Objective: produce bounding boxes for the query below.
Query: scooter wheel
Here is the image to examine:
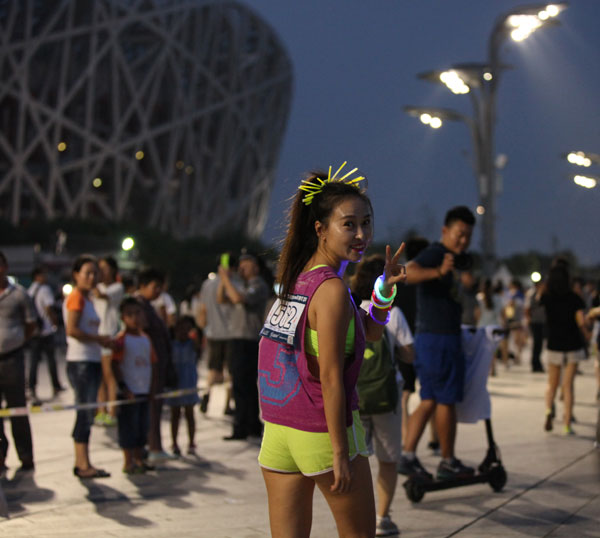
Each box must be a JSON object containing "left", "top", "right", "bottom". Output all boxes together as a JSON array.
[
  {"left": 488, "top": 465, "right": 507, "bottom": 492},
  {"left": 404, "top": 478, "right": 425, "bottom": 503}
]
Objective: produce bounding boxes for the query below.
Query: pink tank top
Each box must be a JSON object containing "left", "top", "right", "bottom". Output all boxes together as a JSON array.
[{"left": 258, "top": 266, "right": 365, "bottom": 432}]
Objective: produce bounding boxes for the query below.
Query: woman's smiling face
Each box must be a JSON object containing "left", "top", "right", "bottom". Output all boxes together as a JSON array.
[{"left": 316, "top": 196, "right": 373, "bottom": 265}]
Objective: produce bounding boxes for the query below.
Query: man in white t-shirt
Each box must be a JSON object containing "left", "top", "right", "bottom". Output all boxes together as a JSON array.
[
  {"left": 27, "top": 267, "right": 64, "bottom": 404},
  {"left": 152, "top": 283, "right": 177, "bottom": 329}
]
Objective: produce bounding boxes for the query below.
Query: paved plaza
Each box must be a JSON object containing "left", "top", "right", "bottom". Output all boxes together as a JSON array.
[{"left": 1, "top": 349, "right": 599, "bottom": 537}]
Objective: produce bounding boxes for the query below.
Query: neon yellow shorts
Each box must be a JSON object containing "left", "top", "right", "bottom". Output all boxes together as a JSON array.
[{"left": 258, "top": 409, "right": 369, "bottom": 476}]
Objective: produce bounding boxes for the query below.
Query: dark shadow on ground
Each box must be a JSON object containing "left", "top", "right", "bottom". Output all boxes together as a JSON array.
[
  {"left": 78, "top": 456, "right": 236, "bottom": 525},
  {"left": 80, "top": 480, "right": 153, "bottom": 527},
  {"left": 2, "top": 469, "right": 55, "bottom": 516}
]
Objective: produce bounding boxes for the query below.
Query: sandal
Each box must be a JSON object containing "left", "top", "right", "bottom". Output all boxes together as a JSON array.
[{"left": 73, "top": 466, "right": 111, "bottom": 479}]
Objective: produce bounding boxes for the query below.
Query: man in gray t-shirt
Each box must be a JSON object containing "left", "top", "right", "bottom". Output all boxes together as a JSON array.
[
  {"left": 0, "top": 251, "right": 36, "bottom": 472},
  {"left": 218, "top": 253, "right": 269, "bottom": 440},
  {"left": 197, "top": 259, "right": 238, "bottom": 415}
]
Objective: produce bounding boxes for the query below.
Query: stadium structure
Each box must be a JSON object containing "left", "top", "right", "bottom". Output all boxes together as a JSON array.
[{"left": 0, "top": 0, "right": 293, "bottom": 239}]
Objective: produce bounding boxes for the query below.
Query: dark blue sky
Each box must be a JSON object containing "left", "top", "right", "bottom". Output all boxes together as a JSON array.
[{"left": 245, "top": 0, "right": 600, "bottom": 266}]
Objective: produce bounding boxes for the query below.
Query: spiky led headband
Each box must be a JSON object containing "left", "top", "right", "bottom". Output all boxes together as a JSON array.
[{"left": 298, "top": 162, "right": 365, "bottom": 206}]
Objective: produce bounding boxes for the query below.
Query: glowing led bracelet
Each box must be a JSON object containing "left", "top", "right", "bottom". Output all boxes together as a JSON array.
[{"left": 368, "top": 303, "right": 391, "bottom": 325}]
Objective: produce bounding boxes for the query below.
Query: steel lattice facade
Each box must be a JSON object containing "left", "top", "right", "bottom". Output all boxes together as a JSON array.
[{"left": 0, "top": 0, "right": 292, "bottom": 239}]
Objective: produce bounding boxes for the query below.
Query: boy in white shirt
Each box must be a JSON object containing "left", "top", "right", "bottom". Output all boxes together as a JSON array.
[{"left": 112, "top": 297, "right": 157, "bottom": 474}]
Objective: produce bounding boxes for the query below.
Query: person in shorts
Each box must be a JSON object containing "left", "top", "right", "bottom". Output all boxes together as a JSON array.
[
  {"left": 540, "top": 263, "right": 590, "bottom": 435},
  {"left": 112, "top": 297, "right": 157, "bottom": 474},
  {"left": 197, "top": 254, "right": 237, "bottom": 415},
  {"left": 351, "top": 254, "right": 413, "bottom": 537},
  {"left": 400, "top": 206, "right": 476, "bottom": 481}
]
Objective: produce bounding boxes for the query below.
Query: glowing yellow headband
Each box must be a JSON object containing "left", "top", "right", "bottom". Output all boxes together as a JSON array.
[{"left": 298, "top": 162, "right": 365, "bottom": 206}]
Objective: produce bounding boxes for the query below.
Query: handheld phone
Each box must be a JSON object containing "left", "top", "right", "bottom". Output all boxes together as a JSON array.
[{"left": 220, "top": 253, "right": 230, "bottom": 269}]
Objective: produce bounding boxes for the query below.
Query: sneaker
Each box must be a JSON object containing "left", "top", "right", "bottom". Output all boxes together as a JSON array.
[
  {"left": 544, "top": 413, "right": 553, "bottom": 432},
  {"left": 103, "top": 415, "right": 117, "bottom": 427},
  {"left": 375, "top": 515, "right": 400, "bottom": 536},
  {"left": 436, "top": 458, "right": 474, "bottom": 481},
  {"left": 94, "top": 412, "right": 107, "bottom": 426},
  {"left": 397, "top": 455, "right": 433, "bottom": 480},
  {"left": 563, "top": 425, "right": 575, "bottom": 436}
]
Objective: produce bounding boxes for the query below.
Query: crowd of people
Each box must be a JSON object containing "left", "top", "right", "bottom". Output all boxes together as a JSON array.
[{"left": 1, "top": 164, "right": 600, "bottom": 536}]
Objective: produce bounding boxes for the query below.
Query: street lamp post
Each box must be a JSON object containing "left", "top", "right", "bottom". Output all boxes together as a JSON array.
[{"left": 406, "top": 3, "right": 568, "bottom": 276}]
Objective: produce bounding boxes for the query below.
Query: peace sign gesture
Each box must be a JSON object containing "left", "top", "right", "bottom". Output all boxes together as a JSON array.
[{"left": 381, "top": 243, "right": 406, "bottom": 295}]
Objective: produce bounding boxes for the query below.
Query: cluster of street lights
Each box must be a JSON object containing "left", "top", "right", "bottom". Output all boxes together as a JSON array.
[
  {"left": 566, "top": 150, "right": 599, "bottom": 189},
  {"left": 404, "top": 3, "right": 568, "bottom": 275},
  {"left": 508, "top": 3, "right": 562, "bottom": 41}
]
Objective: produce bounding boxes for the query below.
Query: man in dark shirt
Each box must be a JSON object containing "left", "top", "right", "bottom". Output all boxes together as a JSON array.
[
  {"left": 399, "top": 206, "right": 476, "bottom": 481},
  {"left": 136, "top": 268, "right": 177, "bottom": 463},
  {"left": 218, "top": 252, "right": 269, "bottom": 440}
]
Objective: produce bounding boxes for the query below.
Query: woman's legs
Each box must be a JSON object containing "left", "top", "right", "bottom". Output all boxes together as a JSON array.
[
  {"left": 313, "top": 456, "right": 376, "bottom": 538},
  {"left": 98, "top": 354, "right": 117, "bottom": 419},
  {"left": 170, "top": 406, "right": 181, "bottom": 452},
  {"left": 262, "top": 468, "right": 315, "bottom": 538},
  {"left": 184, "top": 405, "right": 196, "bottom": 449},
  {"left": 545, "top": 363, "right": 561, "bottom": 430},
  {"left": 68, "top": 362, "right": 102, "bottom": 472},
  {"left": 562, "top": 362, "right": 578, "bottom": 428}
]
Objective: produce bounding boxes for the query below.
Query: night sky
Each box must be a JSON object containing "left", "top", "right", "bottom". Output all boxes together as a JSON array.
[{"left": 245, "top": 0, "right": 600, "bottom": 266}]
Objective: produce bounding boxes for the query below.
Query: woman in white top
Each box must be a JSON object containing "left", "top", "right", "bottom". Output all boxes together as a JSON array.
[
  {"left": 64, "top": 255, "right": 114, "bottom": 479},
  {"left": 92, "top": 256, "right": 124, "bottom": 426}
]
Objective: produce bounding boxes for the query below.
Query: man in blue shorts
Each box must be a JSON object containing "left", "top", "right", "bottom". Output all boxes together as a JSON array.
[{"left": 399, "top": 206, "right": 476, "bottom": 480}]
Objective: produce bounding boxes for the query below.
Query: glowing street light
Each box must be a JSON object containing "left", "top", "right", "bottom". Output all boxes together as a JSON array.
[
  {"left": 566, "top": 150, "right": 599, "bottom": 168},
  {"left": 57, "top": 141, "right": 67, "bottom": 152},
  {"left": 531, "top": 271, "right": 542, "bottom": 283},
  {"left": 121, "top": 237, "right": 135, "bottom": 251},
  {"left": 573, "top": 175, "right": 597, "bottom": 189},
  {"left": 439, "top": 70, "right": 470, "bottom": 94},
  {"left": 62, "top": 283, "right": 73, "bottom": 296}
]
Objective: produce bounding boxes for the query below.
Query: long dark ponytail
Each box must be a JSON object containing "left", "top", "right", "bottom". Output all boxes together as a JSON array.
[{"left": 277, "top": 171, "right": 371, "bottom": 301}]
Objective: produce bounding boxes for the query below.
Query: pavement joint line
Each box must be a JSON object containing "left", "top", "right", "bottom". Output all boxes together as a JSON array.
[
  {"left": 542, "top": 489, "right": 600, "bottom": 537},
  {"left": 443, "top": 447, "right": 597, "bottom": 538}
]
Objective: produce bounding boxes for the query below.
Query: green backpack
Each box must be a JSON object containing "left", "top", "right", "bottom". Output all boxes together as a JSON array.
[{"left": 357, "top": 330, "right": 399, "bottom": 415}]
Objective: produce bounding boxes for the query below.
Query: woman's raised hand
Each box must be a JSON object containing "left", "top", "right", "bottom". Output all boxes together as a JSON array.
[{"left": 382, "top": 243, "right": 407, "bottom": 292}]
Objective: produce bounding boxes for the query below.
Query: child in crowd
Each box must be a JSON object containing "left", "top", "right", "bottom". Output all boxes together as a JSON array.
[
  {"left": 112, "top": 297, "right": 157, "bottom": 474},
  {"left": 168, "top": 316, "right": 201, "bottom": 456}
]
